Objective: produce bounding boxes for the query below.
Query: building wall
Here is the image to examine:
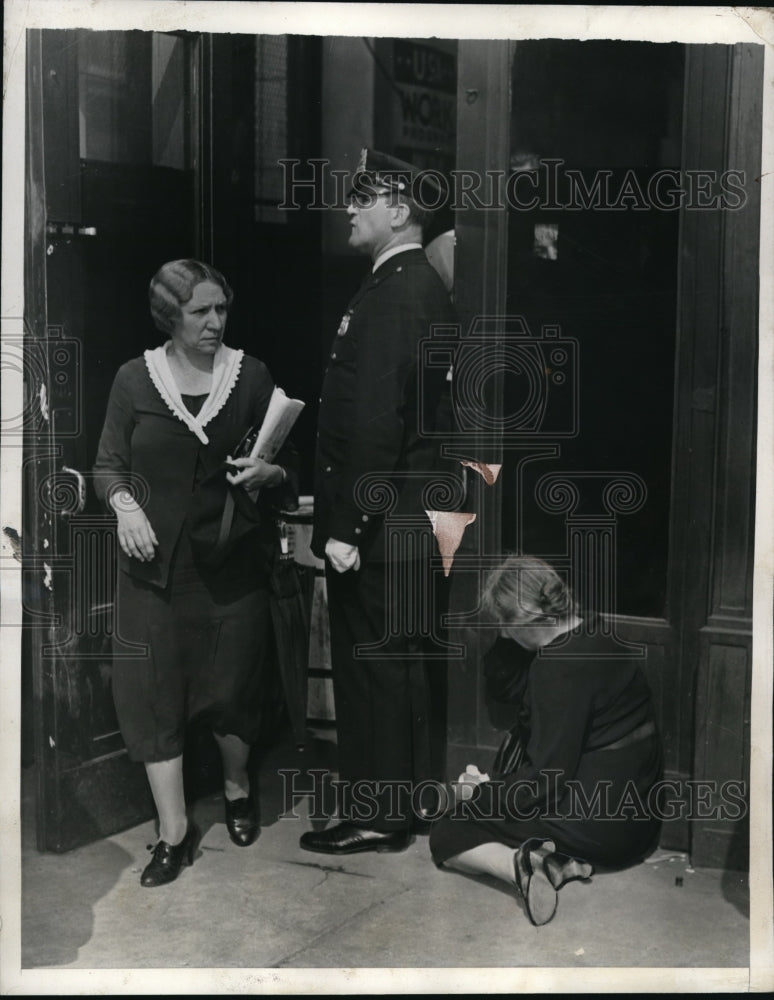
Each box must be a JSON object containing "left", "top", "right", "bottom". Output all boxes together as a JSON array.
[{"left": 321, "top": 37, "right": 374, "bottom": 258}]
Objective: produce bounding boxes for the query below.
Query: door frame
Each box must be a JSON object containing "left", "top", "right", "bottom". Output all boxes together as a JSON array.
[
  {"left": 672, "top": 43, "right": 761, "bottom": 869},
  {"left": 23, "top": 27, "right": 217, "bottom": 851}
]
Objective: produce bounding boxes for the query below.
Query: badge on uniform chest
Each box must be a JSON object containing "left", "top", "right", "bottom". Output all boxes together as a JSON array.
[{"left": 337, "top": 312, "right": 351, "bottom": 337}]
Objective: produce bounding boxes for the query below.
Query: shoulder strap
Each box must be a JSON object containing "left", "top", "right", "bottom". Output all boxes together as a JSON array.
[{"left": 214, "top": 487, "right": 236, "bottom": 560}]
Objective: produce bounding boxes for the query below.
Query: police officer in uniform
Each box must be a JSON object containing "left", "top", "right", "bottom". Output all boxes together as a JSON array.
[{"left": 300, "top": 149, "right": 456, "bottom": 854}]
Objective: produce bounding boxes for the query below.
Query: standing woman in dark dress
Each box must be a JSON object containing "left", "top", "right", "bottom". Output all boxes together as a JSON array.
[
  {"left": 429, "top": 556, "right": 663, "bottom": 925},
  {"left": 94, "top": 259, "right": 297, "bottom": 887}
]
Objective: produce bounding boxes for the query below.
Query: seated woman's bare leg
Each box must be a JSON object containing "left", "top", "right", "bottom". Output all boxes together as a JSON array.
[
  {"left": 443, "top": 842, "right": 518, "bottom": 885},
  {"left": 214, "top": 732, "right": 251, "bottom": 801},
  {"left": 443, "top": 840, "right": 561, "bottom": 926},
  {"left": 145, "top": 755, "right": 187, "bottom": 845}
]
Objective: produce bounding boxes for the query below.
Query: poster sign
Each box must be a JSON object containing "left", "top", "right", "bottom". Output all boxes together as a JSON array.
[{"left": 391, "top": 39, "right": 456, "bottom": 160}]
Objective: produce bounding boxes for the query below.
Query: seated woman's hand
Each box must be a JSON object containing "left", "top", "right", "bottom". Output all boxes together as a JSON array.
[
  {"left": 453, "top": 764, "right": 490, "bottom": 803},
  {"left": 114, "top": 501, "right": 159, "bottom": 562},
  {"left": 226, "top": 455, "right": 284, "bottom": 490}
]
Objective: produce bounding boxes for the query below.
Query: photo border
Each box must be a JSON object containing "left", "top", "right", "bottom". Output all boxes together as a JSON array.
[{"left": 2, "top": 2, "right": 772, "bottom": 994}]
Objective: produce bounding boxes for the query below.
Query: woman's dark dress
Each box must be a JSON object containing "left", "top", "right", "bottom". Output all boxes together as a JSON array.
[
  {"left": 429, "top": 622, "right": 663, "bottom": 868},
  {"left": 93, "top": 353, "right": 297, "bottom": 762}
]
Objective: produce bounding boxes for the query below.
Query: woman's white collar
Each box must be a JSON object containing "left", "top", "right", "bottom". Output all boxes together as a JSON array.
[{"left": 144, "top": 342, "right": 244, "bottom": 444}]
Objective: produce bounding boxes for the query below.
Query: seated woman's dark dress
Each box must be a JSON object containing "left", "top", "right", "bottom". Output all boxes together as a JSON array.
[{"left": 429, "top": 619, "right": 663, "bottom": 868}]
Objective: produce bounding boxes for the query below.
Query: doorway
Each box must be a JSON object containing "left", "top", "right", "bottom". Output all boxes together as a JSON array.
[{"left": 504, "top": 40, "right": 684, "bottom": 619}]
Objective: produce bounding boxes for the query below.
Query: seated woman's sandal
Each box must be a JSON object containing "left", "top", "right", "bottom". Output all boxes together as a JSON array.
[
  {"left": 544, "top": 850, "right": 594, "bottom": 890},
  {"left": 514, "top": 838, "right": 594, "bottom": 925},
  {"left": 514, "top": 838, "right": 558, "bottom": 925}
]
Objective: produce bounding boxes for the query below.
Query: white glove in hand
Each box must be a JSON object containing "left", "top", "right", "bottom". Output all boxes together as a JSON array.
[{"left": 325, "top": 538, "right": 361, "bottom": 573}]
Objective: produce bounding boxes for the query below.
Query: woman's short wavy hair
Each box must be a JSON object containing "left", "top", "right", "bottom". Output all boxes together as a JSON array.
[
  {"left": 149, "top": 259, "right": 234, "bottom": 336},
  {"left": 481, "top": 554, "right": 577, "bottom": 626}
]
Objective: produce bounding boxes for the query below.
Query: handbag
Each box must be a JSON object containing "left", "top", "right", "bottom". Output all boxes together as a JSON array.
[
  {"left": 187, "top": 467, "right": 264, "bottom": 571},
  {"left": 492, "top": 725, "right": 527, "bottom": 775},
  {"left": 187, "top": 422, "right": 273, "bottom": 570},
  {"left": 187, "top": 412, "right": 300, "bottom": 570}
]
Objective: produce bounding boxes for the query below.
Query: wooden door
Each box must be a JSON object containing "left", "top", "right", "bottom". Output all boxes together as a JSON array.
[
  {"left": 25, "top": 28, "right": 204, "bottom": 851},
  {"left": 449, "top": 40, "right": 762, "bottom": 868}
]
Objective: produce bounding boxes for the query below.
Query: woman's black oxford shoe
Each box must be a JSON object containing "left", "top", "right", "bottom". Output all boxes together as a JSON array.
[
  {"left": 140, "top": 824, "right": 197, "bottom": 887},
  {"left": 225, "top": 794, "right": 259, "bottom": 847}
]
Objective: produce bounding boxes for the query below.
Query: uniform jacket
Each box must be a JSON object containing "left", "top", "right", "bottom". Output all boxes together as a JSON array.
[
  {"left": 311, "top": 247, "right": 457, "bottom": 562},
  {"left": 93, "top": 349, "right": 298, "bottom": 589}
]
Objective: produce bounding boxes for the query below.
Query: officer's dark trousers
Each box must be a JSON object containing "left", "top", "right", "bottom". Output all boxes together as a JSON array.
[{"left": 325, "top": 555, "right": 449, "bottom": 832}]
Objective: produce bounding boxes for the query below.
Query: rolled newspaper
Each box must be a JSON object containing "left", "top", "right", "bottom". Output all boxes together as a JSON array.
[
  {"left": 245, "top": 387, "right": 305, "bottom": 500},
  {"left": 250, "top": 387, "right": 305, "bottom": 462}
]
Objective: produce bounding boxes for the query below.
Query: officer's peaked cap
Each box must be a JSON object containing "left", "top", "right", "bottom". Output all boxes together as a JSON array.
[{"left": 351, "top": 148, "right": 444, "bottom": 208}]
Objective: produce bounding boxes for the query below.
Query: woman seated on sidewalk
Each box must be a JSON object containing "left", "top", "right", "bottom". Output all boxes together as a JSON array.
[{"left": 429, "top": 555, "right": 663, "bottom": 925}]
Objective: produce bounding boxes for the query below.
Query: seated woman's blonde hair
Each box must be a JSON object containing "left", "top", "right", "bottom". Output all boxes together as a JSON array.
[{"left": 481, "top": 554, "right": 577, "bottom": 626}]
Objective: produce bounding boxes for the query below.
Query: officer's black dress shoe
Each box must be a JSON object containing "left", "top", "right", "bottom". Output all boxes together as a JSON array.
[
  {"left": 225, "top": 793, "right": 259, "bottom": 847},
  {"left": 299, "top": 821, "right": 412, "bottom": 855}
]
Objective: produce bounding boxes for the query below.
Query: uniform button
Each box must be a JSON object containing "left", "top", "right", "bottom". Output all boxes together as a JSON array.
[
  {"left": 331, "top": 352, "right": 337, "bottom": 360},
  {"left": 355, "top": 528, "right": 362, "bottom": 535},
  {"left": 362, "top": 515, "right": 369, "bottom": 522},
  {"left": 396, "top": 265, "right": 402, "bottom": 272},
  {"left": 325, "top": 466, "right": 332, "bottom": 472}
]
